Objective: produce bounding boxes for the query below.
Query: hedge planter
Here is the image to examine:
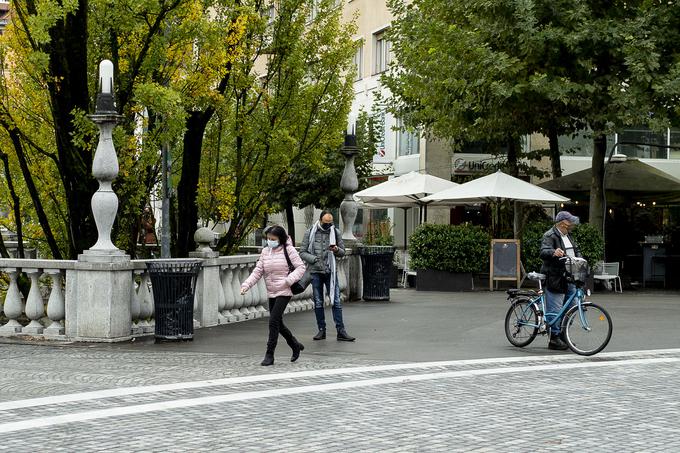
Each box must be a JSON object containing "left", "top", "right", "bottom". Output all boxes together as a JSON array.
[{"left": 416, "top": 269, "right": 474, "bottom": 292}]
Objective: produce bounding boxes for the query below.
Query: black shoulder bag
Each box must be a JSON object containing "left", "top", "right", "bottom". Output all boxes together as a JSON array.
[{"left": 283, "top": 245, "right": 307, "bottom": 295}]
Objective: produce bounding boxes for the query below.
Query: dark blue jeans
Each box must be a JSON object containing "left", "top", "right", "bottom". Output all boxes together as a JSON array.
[
  {"left": 311, "top": 273, "right": 344, "bottom": 331},
  {"left": 545, "top": 283, "right": 576, "bottom": 336}
]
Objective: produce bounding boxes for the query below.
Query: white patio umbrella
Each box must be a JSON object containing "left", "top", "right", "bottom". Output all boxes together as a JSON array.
[
  {"left": 421, "top": 170, "right": 569, "bottom": 236},
  {"left": 355, "top": 171, "right": 458, "bottom": 206},
  {"left": 354, "top": 171, "right": 458, "bottom": 246}
]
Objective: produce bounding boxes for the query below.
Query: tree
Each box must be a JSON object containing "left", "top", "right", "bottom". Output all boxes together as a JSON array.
[
  {"left": 1, "top": 0, "right": 251, "bottom": 258},
  {"left": 194, "top": 0, "right": 358, "bottom": 254},
  {"left": 267, "top": 109, "right": 379, "bottom": 243},
  {"left": 384, "top": 0, "right": 680, "bottom": 232}
]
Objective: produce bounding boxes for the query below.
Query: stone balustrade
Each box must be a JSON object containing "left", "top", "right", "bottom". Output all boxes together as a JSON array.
[{"left": 0, "top": 250, "right": 358, "bottom": 342}]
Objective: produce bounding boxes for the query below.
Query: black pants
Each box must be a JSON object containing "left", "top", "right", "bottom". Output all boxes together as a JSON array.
[{"left": 267, "top": 296, "right": 296, "bottom": 353}]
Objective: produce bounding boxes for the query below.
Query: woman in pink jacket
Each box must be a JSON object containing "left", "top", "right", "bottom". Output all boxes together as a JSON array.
[{"left": 241, "top": 225, "right": 306, "bottom": 366}]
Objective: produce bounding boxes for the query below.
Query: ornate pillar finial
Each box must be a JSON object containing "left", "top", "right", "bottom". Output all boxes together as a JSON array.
[
  {"left": 85, "top": 59, "right": 124, "bottom": 257},
  {"left": 340, "top": 133, "right": 359, "bottom": 243}
]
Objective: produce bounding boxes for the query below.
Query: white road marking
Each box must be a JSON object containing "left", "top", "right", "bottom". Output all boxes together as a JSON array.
[
  {"left": 0, "top": 356, "right": 678, "bottom": 434},
  {"left": 0, "top": 348, "right": 679, "bottom": 412}
]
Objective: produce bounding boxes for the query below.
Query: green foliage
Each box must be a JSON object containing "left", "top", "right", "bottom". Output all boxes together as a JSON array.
[
  {"left": 572, "top": 223, "right": 605, "bottom": 268},
  {"left": 521, "top": 219, "right": 553, "bottom": 273},
  {"left": 521, "top": 220, "right": 605, "bottom": 272},
  {"left": 409, "top": 223, "right": 491, "bottom": 273},
  {"left": 363, "top": 220, "right": 393, "bottom": 246}
]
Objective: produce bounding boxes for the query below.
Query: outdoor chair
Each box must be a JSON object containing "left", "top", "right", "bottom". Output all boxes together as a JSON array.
[
  {"left": 401, "top": 251, "right": 417, "bottom": 288},
  {"left": 593, "top": 261, "right": 623, "bottom": 293}
]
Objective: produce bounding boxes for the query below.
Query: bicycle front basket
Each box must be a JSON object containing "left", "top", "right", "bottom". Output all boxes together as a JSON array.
[{"left": 566, "top": 258, "right": 589, "bottom": 283}]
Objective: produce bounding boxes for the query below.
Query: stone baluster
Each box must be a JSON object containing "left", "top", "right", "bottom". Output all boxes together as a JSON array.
[
  {"left": 130, "top": 270, "right": 142, "bottom": 335},
  {"left": 138, "top": 270, "right": 154, "bottom": 333},
  {"left": 245, "top": 263, "right": 259, "bottom": 317},
  {"left": 23, "top": 268, "right": 45, "bottom": 335},
  {"left": 250, "top": 263, "right": 263, "bottom": 317},
  {"left": 255, "top": 277, "right": 268, "bottom": 317},
  {"left": 239, "top": 266, "right": 252, "bottom": 318},
  {"left": 229, "top": 264, "right": 244, "bottom": 321},
  {"left": 44, "top": 269, "right": 65, "bottom": 337},
  {"left": 0, "top": 269, "right": 23, "bottom": 334},
  {"left": 221, "top": 266, "right": 238, "bottom": 323},
  {"left": 216, "top": 270, "right": 227, "bottom": 324}
]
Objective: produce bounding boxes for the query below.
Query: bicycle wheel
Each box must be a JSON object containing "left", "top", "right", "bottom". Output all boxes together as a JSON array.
[
  {"left": 562, "top": 302, "right": 612, "bottom": 356},
  {"left": 504, "top": 298, "right": 539, "bottom": 347}
]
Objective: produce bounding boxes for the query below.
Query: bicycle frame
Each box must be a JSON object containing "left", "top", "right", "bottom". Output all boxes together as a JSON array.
[{"left": 515, "top": 286, "right": 588, "bottom": 332}]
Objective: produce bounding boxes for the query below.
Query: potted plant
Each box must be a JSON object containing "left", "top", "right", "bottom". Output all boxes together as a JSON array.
[{"left": 409, "top": 223, "right": 491, "bottom": 291}]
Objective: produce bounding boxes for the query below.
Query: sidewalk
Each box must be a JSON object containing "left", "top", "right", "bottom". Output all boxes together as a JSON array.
[{"left": 107, "top": 288, "right": 680, "bottom": 363}]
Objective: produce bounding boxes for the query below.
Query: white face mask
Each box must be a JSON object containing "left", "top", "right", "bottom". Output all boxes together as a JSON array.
[{"left": 266, "top": 239, "right": 280, "bottom": 248}]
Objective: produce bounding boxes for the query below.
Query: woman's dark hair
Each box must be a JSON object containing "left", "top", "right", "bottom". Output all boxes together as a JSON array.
[
  {"left": 264, "top": 225, "right": 288, "bottom": 245},
  {"left": 319, "top": 209, "right": 333, "bottom": 221}
]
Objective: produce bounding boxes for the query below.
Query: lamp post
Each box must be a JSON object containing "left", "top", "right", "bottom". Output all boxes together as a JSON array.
[
  {"left": 69, "top": 59, "right": 132, "bottom": 342},
  {"left": 84, "top": 59, "right": 125, "bottom": 258},
  {"left": 340, "top": 133, "right": 360, "bottom": 243}
]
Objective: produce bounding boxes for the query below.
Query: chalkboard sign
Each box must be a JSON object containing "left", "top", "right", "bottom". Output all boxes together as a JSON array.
[{"left": 489, "top": 239, "right": 520, "bottom": 290}]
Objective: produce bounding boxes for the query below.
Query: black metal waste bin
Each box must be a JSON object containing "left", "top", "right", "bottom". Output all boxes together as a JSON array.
[
  {"left": 358, "top": 246, "right": 395, "bottom": 301},
  {"left": 145, "top": 260, "right": 202, "bottom": 341}
]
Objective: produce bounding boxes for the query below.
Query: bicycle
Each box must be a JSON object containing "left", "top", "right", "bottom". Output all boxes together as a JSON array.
[{"left": 504, "top": 257, "right": 613, "bottom": 356}]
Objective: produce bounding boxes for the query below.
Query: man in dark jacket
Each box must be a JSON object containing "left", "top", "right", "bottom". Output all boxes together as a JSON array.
[
  {"left": 539, "top": 211, "right": 582, "bottom": 350},
  {"left": 300, "top": 210, "right": 355, "bottom": 342}
]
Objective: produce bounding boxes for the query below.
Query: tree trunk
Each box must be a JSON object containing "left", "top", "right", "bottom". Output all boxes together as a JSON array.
[
  {"left": 506, "top": 135, "right": 519, "bottom": 177},
  {"left": 43, "top": 1, "right": 97, "bottom": 257},
  {"left": 285, "top": 201, "right": 296, "bottom": 245},
  {"left": 0, "top": 151, "right": 24, "bottom": 258},
  {"left": 176, "top": 110, "right": 213, "bottom": 256},
  {"left": 5, "top": 129, "right": 63, "bottom": 259},
  {"left": 548, "top": 125, "right": 562, "bottom": 178},
  {"left": 589, "top": 134, "right": 607, "bottom": 233}
]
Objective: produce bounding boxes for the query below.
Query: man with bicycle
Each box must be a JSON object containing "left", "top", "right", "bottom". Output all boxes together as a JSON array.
[{"left": 539, "top": 211, "right": 582, "bottom": 350}]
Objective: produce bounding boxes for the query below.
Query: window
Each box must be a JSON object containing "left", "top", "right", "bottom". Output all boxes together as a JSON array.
[
  {"left": 263, "top": 4, "right": 276, "bottom": 25},
  {"left": 617, "top": 127, "right": 667, "bottom": 159},
  {"left": 373, "top": 30, "right": 391, "bottom": 74},
  {"left": 670, "top": 129, "right": 680, "bottom": 159},
  {"left": 353, "top": 43, "right": 363, "bottom": 81},
  {"left": 397, "top": 121, "right": 420, "bottom": 156}
]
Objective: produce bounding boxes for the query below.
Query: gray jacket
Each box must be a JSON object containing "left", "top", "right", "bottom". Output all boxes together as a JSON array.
[{"left": 299, "top": 226, "right": 346, "bottom": 274}]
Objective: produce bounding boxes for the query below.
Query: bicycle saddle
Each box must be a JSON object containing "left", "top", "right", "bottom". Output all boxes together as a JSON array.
[{"left": 527, "top": 272, "right": 546, "bottom": 281}]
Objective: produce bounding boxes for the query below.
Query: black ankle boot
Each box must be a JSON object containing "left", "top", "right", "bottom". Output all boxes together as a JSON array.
[
  {"left": 313, "top": 329, "right": 326, "bottom": 340},
  {"left": 548, "top": 335, "right": 568, "bottom": 351},
  {"left": 337, "top": 329, "right": 356, "bottom": 342},
  {"left": 261, "top": 351, "right": 274, "bottom": 366},
  {"left": 291, "top": 341, "right": 304, "bottom": 362}
]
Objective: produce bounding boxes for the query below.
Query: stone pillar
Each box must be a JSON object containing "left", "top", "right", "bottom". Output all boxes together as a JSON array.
[
  {"left": 340, "top": 134, "right": 359, "bottom": 243},
  {"left": 70, "top": 60, "right": 132, "bottom": 342},
  {"left": 189, "top": 227, "right": 220, "bottom": 328}
]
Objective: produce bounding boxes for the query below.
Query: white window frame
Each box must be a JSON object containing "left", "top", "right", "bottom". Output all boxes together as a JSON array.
[{"left": 373, "top": 29, "right": 392, "bottom": 75}]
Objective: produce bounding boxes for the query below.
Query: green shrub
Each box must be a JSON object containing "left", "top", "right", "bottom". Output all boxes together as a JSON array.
[
  {"left": 409, "top": 223, "right": 491, "bottom": 273},
  {"left": 572, "top": 223, "right": 604, "bottom": 266},
  {"left": 521, "top": 220, "right": 605, "bottom": 271},
  {"left": 521, "top": 219, "right": 553, "bottom": 272}
]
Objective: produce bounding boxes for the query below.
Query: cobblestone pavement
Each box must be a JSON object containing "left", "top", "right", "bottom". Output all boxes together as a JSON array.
[{"left": 1, "top": 344, "right": 679, "bottom": 452}]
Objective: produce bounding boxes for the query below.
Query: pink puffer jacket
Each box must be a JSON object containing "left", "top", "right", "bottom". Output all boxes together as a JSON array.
[{"left": 241, "top": 240, "right": 306, "bottom": 298}]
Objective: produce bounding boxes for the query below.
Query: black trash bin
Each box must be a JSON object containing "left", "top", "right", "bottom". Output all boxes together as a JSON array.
[
  {"left": 145, "top": 260, "right": 202, "bottom": 341},
  {"left": 358, "top": 246, "right": 395, "bottom": 301}
]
